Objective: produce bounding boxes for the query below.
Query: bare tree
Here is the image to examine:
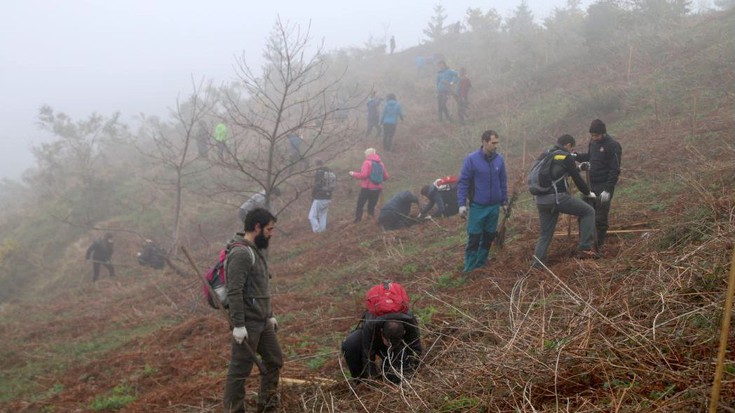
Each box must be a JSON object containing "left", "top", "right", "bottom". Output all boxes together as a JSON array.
[
  {"left": 217, "top": 17, "right": 361, "bottom": 214},
  {"left": 137, "top": 78, "right": 217, "bottom": 251}
]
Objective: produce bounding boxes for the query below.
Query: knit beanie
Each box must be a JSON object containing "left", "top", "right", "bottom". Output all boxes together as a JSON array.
[{"left": 589, "top": 119, "right": 606, "bottom": 135}]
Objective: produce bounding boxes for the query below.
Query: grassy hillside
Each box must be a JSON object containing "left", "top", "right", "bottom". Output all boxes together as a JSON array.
[{"left": 1, "top": 8, "right": 734, "bottom": 413}]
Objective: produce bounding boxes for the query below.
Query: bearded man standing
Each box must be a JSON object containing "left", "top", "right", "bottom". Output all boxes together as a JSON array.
[{"left": 224, "top": 208, "right": 283, "bottom": 413}]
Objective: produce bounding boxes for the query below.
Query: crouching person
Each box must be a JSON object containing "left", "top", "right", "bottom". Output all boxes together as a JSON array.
[
  {"left": 341, "top": 311, "right": 422, "bottom": 385},
  {"left": 137, "top": 239, "right": 165, "bottom": 269},
  {"left": 377, "top": 190, "right": 419, "bottom": 230}
]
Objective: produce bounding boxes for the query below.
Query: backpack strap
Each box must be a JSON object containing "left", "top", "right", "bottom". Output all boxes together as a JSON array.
[{"left": 228, "top": 242, "right": 255, "bottom": 266}]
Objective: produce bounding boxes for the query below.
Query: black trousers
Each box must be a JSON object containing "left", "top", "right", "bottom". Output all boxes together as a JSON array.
[
  {"left": 92, "top": 261, "right": 114, "bottom": 281},
  {"left": 355, "top": 188, "right": 381, "bottom": 222},
  {"left": 382, "top": 123, "right": 397, "bottom": 151},
  {"left": 585, "top": 185, "right": 614, "bottom": 248},
  {"left": 378, "top": 210, "right": 411, "bottom": 231},
  {"left": 341, "top": 329, "right": 413, "bottom": 384}
]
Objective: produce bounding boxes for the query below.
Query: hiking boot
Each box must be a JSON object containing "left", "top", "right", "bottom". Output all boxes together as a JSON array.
[{"left": 574, "top": 249, "right": 601, "bottom": 259}]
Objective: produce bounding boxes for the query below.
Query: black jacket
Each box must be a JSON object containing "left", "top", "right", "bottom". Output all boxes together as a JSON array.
[
  {"left": 381, "top": 191, "right": 418, "bottom": 215},
  {"left": 312, "top": 167, "right": 333, "bottom": 200},
  {"left": 544, "top": 145, "right": 591, "bottom": 196},
  {"left": 360, "top": 311, "right": 422, "bottom": 377},
  {"left": 575, "top": 134, "right": 622, "bottom": 192},
  {"left": 86, "top": 239, "right": 114, "bottom": 262}
]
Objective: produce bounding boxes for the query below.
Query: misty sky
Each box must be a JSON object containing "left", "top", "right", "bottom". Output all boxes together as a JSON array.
[{"left": 0, "top": 0, "right": 590, "bottom": 181}]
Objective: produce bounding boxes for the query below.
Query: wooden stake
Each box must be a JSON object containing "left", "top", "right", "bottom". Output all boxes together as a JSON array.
[
  {"left": 708, "top": 246, "right": 735, "bottom": 412},
  {"left": 627, "top": 45, "right": 633, "bottom": 82},
  {"left": 553, "top": 228, "right": 657, "bottom": 237},
  {"left": 691, "top": 90, "right": 698, "bottom": 137}
]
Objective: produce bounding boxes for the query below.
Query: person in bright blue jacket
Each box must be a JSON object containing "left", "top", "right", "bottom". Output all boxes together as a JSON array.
[
  {"left": 380, "top": 93, "right": 404, "bottom": 152},
  {"left": 436, "top": 60, "right": 459, "bottom": 123},
  {"left": 457, "top": 130, "right": 508, "bottom": 272}
]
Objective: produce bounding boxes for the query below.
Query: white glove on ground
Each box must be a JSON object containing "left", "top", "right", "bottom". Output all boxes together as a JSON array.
[
  {"left": 459, "top": 206, "right": 467, "bottom": 219},
  {"left": 268, "top": 317, "right": 278, "bottom": 333},
  {"left": 600, "top": 191, "right": 611, "bottom": 203},
  {"left": 502, "top": 204, "right": 509, "bottom": 215},
  {"left": 232, "top": 326, "right": 248, "bottom": 344}
]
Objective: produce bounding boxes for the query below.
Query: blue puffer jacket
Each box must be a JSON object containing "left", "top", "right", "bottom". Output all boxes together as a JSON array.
[
  {"left": 436, "top": 68, "right": 459, "bottom": 93},
  {"left": 457, "top": 149, "right": 508, "bottom": 207},
  {"left": 381, "top": 99, "right": 404, "bottom": 125}
]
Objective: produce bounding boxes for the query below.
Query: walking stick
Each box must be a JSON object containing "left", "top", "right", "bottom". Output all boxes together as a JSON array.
[
  {"left": 708, "top": 246, "right": 735, "bottom": 412},
  {"left": 180, "top": 246, "right": 267, "bottom": 375},
  {"left": 497, "top": 174, "right": 523, "bottom": 250}
]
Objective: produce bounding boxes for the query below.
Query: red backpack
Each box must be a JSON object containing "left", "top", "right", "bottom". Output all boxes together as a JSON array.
[
  {"left": 202, "top": 242, "right": 253, "bottom": 309},
  {"left": 434, "top": 175, "right": 458, "bottom": 190},
  {"left": 365, "top": 282, "right": 410, "bottom": 316}
]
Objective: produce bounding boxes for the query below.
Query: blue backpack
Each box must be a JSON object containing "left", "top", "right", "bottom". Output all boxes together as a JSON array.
[{"left": 369, "top": 161, "right": 384, "bottom": 184}]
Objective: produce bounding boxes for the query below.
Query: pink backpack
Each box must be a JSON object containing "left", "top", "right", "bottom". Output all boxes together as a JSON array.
[
  {"left": 202, "top": 243, "right": 253, "bottom": 309},
  {"left": 365, "top": 282, "right": 410, "bottom": 316}
]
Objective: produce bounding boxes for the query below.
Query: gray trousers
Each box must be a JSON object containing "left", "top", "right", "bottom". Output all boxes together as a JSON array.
[
  {"left": 533, "top": 194, "right": 595, "bottom": 264},
  {"left": 223, "top": 319, "right": 283, "bottom": 413}
]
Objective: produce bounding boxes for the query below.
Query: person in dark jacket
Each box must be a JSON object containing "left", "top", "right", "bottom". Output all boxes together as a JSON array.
[
  {"left": 137, "top": 239, "right": 166, "bottom": 269},
  {"left": 365, "top": 91, "right": 382, "bottom": 138},
  {"left": 419, "top": 179, "right": 459, "bottom": 218},
  {"left": 574, "top": 119, "right": 622, "bottom": 251},
  {"left": 532, "top": 135, "right": 599, "bottom": 267},
  {"left": 195, "top": 121, "right": 210, "bottom": 158},
  {"left": 377, "top": 190, "right": 419, "bottom": 230},
  {"left": 224, "top": 208, "right": 283, "bottom": 413},
  {"left": 85, "top": 232, "right": 115, "bottom": 281},
  {"left": 457, "top": 130, "right": 508, "bottom": 272},
  {"left": 309, "top": 160, "right": 334, "bottom": 233},
  {"left": 341, "top": 311, "right": 422, "bottom": 384}
]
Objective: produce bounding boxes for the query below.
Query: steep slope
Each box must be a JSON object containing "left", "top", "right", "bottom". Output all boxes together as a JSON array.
[{"left": 2, "top": 9, "right": 735, "bottom": 413}]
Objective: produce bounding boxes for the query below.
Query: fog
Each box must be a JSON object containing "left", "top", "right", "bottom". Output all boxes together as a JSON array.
[{"left": 0, "top": 0, "right": 588, "bottom": 181}]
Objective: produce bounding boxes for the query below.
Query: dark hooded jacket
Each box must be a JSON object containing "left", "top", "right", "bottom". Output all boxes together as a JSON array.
[
  {"left": 360, "top": 311, "right": 422, "bottom": 377},
  {"left": 86, "top": 236, "right": 114, "bottom": 262},
  {"left": 575, "top": 134, "right": 622, "bottom": 193}
]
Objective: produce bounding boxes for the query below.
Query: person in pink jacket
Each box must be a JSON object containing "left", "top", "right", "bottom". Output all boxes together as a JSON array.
[{"left": 348, "top": 148, "right": 390, "bottom": 223}]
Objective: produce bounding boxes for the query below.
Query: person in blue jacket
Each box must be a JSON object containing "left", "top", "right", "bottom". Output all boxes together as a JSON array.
[
  {"left": 457, "top": 130, "right": 509, "bottom": 272},
  {"left": 436, "top": 60, "right": 459, "bottom": 123},
  {"left": 380, "top": 93, "right": 404, "bottom": 152}
]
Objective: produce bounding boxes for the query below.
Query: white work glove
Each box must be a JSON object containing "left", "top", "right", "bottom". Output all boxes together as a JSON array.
[
  {"left": 459, "top": 206, "right": 467, "bottom": 219},
  {"left": 423, "top": 215, "right": 432, "bottom": 220},
  {"left": 502, "top": 204, "right": 509, "bottom": 215},
  {"left": 232, "top": 326, "right": 248, "bottom": 344},
  {"left": 577, "top": 162, "right": 590, "bottom": 171},
  {"left": 268, "top": 317, "right": 278, "bottom": 333},
  {"left": 600, "top": 191, "right": 611, "bottom": 203},
  {"left": 584, "top": 191, "right": 597, "bottom": 199}
]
